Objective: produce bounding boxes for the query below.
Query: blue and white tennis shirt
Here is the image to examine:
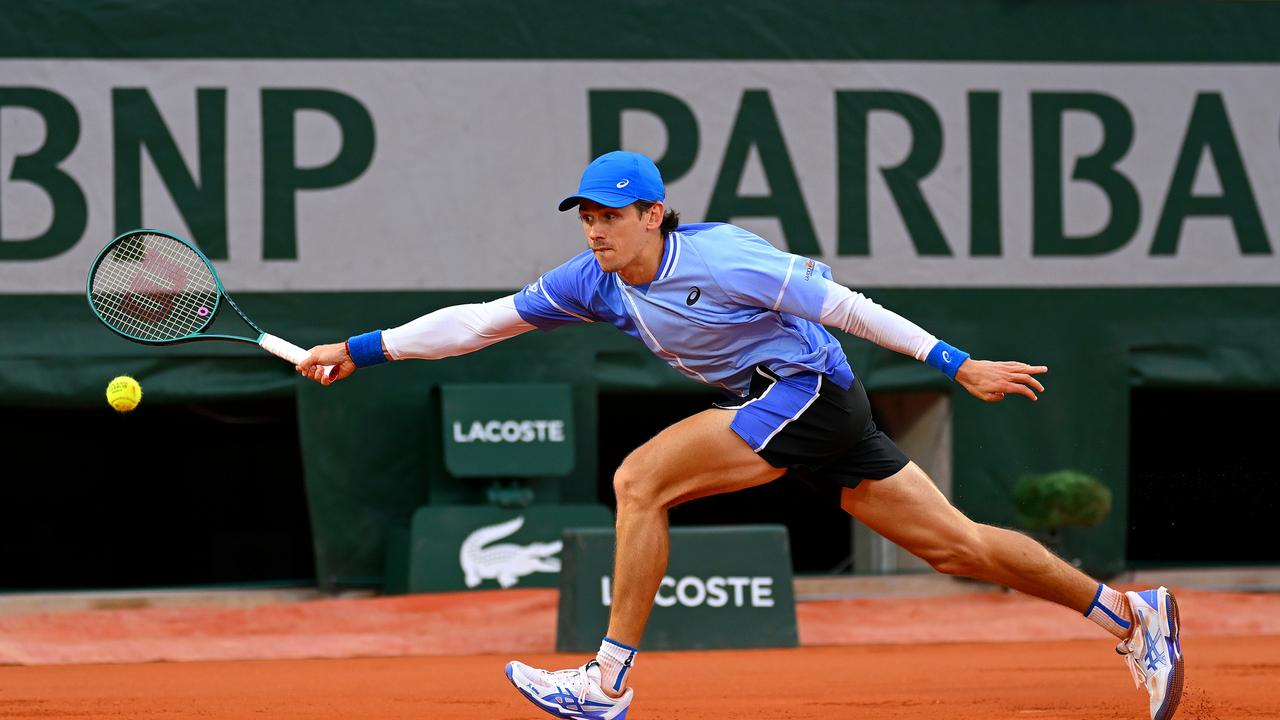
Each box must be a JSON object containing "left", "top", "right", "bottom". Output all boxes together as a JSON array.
[{"left": 513, "top": 222, "right": 855, "bottom": 396}]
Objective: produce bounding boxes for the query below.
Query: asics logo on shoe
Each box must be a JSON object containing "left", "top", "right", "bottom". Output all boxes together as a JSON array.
[{"left": 1142, "top": 625, "right": 1167, "bottom": 672}]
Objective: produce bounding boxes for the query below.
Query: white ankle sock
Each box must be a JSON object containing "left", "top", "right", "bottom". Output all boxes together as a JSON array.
[
  {"left": 595, "top": 637, "right": 637, "bottom": 695},
  {"left": 1084, "top": 583, "right": 1133, "bottom": 639}
]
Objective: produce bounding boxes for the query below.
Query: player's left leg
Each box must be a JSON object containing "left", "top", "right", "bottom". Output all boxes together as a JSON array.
[
  {"left": 841, "top": 461, "right": 1183, "bottom": 719},
  {"left": 840, "top": 462, "right": 1097, "bottom": 609}
]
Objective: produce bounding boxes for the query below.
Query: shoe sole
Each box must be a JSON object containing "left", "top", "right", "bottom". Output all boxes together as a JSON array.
[{"left": 1154, "top": 591, "right": 1184, "bottom": 720}]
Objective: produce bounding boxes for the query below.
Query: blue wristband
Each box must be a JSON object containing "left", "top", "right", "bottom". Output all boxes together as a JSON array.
[
  {"left": 347, "top": 330, "right": 388, "bottom": 368},
  {"left": 926, "top": 340, "right": 970, "bottom": 380}
]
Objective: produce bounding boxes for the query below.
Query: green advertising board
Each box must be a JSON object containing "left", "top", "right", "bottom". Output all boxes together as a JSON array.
[
  {"left": 441, "top": 383, "right": 575, "bottom": 478},
  {"left": 557, "top": 525, "right": 798, "bottom": 652},
  {"left": 406, "top": 504, "right": 614, "bottom": 592}
]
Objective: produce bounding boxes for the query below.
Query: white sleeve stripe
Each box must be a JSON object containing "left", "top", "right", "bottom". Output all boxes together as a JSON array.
[
  {"left": 537, "top": 276, "right": 593, "bottom": 323},
  {"left": 771, "top": 255, "right": 798, "bottom": 311}
]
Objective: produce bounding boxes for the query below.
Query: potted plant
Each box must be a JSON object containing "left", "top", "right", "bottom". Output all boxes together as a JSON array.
[{"left": 1014, "top": 469, "right": 1112, "bottom": 562}]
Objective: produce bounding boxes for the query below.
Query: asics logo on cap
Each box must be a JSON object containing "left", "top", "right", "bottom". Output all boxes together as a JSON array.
[{"left": 558, "top": 151, "right": 664, "bottom": 211}]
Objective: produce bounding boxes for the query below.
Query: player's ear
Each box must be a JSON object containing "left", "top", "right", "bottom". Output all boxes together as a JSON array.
[{"left": 647, "top": 201, "right": 665, "bottom": 230}]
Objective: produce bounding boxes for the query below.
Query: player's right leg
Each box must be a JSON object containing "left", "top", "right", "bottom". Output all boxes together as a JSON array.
[
  {"left": 505, "top": 407, "right": 785, "bottom": 719},
  {"left": 603, "top": 407, "right": 786, "bottom": 646}
]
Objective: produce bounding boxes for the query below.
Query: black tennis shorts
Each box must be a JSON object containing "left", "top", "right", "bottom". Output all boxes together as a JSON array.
[{"left": 716, "top": 366, "right": 909, "bottom": 502}]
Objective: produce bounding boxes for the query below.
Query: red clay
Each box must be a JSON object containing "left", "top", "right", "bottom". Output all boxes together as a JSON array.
[
  {"left": 0, "top": 636, "right": 1276, "bottom": 719},
  {"left": 2, "top": 588, "right": 1278, "bottom": 665},
  {"left": 1, "top": 588, "right": 1277, "bottom": 718}
]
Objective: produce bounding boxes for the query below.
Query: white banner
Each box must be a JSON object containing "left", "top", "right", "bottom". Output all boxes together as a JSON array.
[{"left": 1, "top": 60, "right": 1278, "bottom": 291}]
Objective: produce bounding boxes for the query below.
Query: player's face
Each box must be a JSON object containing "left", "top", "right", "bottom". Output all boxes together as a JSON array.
[{"left": 578, "top": 199, "right": 657, "bottom": 274}]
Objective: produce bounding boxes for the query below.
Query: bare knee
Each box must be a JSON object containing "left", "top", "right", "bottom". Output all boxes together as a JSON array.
[{"left": 612, "top": 456, "right": 661, "bottom": 512}]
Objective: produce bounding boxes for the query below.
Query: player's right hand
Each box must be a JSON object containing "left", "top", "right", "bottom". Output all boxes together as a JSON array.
[{"left": 297, "top": 342, "right": 357, "bottom": 386}]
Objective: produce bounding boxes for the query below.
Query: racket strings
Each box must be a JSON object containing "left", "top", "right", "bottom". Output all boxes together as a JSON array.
[{"left": 90, "top": 233, "right": 221, "bottom": 341}]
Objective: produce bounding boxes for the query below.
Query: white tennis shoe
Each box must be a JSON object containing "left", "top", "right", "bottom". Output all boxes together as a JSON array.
[
  {"left": 1116, "top": 587, "right": 1184, "bottom": 720},
  {"left": 505, "top": 659, "right": 633, "bottom": 720}
]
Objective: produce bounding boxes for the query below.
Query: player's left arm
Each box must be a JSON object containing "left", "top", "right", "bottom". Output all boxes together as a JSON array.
[
  {"left": 718, "top": 235, "right": 1044, "bottom": 403},
  {"left": 816, "top": 279, "right": 1046, "bottom": 403}
]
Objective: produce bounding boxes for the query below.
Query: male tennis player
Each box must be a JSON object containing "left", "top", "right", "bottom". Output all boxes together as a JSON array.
[{"left": 298, "top": 151, "right": 1183, "bottom": 720}]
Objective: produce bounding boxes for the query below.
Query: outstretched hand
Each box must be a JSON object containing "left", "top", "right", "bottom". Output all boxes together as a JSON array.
[
  {"left": 954, "top": 360, "right": 1047, "bottom": 402},
  {"left": 297, "top": 341, "right": 358, "bottom": 386}
]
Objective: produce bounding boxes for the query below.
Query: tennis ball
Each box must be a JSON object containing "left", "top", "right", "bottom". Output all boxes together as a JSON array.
[{"left": 106, "top": 375, "right": 142, "bottom": 412}]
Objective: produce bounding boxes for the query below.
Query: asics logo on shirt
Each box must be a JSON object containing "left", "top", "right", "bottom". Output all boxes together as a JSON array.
[
  {"left": 686, "top": 287, "right": 701, "bottom": 306},
  {"left": 616, "top": 179, "right": 630, "bottom": 188}
]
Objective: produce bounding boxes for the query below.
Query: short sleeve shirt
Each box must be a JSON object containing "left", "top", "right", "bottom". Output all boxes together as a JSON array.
[{"left": 513, "top": 223, "right": 853, "bottom": 395}]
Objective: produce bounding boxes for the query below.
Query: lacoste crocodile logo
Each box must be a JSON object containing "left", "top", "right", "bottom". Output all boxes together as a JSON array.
[{"left": 459, "top": 516, "right": 563, "bottom": 589}]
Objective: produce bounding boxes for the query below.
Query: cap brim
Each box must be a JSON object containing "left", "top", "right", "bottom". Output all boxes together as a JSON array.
[{"left": 557, "top": 190, "right": 643, "bottom": 212}]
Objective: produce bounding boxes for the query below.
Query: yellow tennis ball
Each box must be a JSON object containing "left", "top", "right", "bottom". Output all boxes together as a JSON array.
[{"left": 106, "top": 375, "right": 142, "bottom": 412}]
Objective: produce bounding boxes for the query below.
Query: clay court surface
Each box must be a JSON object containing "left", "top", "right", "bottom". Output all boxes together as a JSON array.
[{"left": 1, "top": 588, "right": 1278, "bottom": 719}]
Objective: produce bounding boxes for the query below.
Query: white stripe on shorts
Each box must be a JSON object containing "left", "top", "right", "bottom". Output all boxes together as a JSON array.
[
  {"left": 717, "top": 368, "right": 779, "bottom": 410},
  {"left": 754, "top": 374, "right": 823, "bottom": 452}
]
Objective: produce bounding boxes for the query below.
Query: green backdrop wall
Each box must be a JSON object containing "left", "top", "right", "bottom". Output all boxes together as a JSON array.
[
  {"left": 3, "top": 0, "right": 1280, "bottom": 587},
  {"left": 4, "top": 287, "right": 1278, "bottom": 584}
]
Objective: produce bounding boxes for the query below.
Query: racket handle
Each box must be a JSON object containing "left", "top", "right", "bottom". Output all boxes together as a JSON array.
[{"left": 260, "top": 333, "right": 334, "bottom": 375}]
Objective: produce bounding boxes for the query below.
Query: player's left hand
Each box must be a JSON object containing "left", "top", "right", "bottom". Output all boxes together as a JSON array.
[{"left": 954, "top": 360, "right": 1047, "bottom": 402}]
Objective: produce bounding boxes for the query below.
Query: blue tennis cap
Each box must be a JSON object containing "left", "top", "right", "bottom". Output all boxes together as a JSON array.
[{"left": 558, "top": 151, "right": 665, "bottom": 212}]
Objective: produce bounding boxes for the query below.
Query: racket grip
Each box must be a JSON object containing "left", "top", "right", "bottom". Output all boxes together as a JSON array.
[{"left": 260, "top": 333, "right": 334, "bottom": 375}]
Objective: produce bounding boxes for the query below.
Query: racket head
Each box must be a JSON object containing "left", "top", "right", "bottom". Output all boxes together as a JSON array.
[{"left": 86, "top": 229, "right": 229, "bottom": 344}]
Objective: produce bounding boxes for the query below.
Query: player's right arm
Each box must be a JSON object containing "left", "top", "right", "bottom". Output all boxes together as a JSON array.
[
  {"left": 297, "top": 252, "right": 598, "bottom": 385},
  {"left": 296, "top": 295, "right": 534, "bottom": 385}
]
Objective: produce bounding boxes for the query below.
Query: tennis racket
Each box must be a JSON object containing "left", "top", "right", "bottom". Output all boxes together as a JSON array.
[{"left": 86, "top": 229, "right": 330, "bottom": 373}]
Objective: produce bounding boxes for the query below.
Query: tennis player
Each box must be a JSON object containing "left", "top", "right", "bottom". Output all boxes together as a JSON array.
[{"left": 297, "top": 151, "right": 1183, "bottom": 720}]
